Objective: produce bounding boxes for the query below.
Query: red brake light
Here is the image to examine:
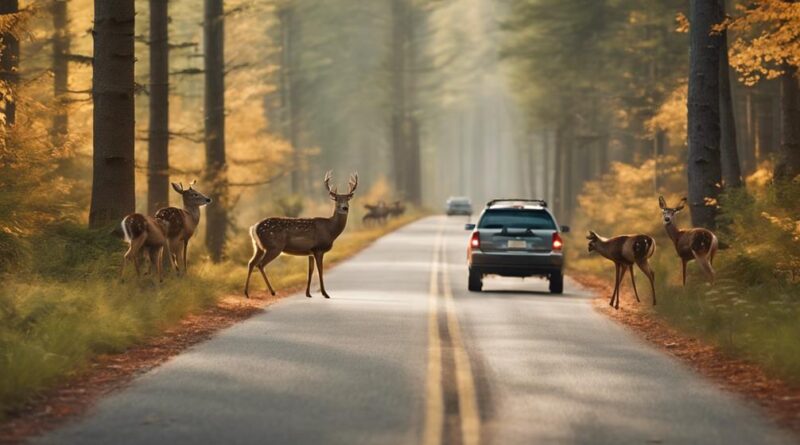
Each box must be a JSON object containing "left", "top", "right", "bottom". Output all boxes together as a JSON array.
[
  {"left": 470, "top": 231, "right": 480, "bottom": 249},
  {"left": 552, "top": 232, "right": 563, "bottom": 251}
]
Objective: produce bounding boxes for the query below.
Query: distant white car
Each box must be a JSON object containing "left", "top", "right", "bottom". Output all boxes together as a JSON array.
[{"left": 445, "top": 197, "right": 473, "bottom": 216}]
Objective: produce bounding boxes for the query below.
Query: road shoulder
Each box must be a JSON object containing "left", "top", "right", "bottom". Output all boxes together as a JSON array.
[{"left": 574, "top": 273, "right": 800, "bottom": 439}]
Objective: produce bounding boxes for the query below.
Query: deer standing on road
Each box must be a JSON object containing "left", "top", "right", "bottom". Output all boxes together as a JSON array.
[
  {"left": 155, "top": 181, "right": 212, "bottom": 275},
  {"left": 658, "top": 196, "right": 718, "bottom": 285},
  {"left": 244, "top": 171, "right": 358, "bottom": 299},
  {"left": 120, "top": 214, "right": 169, "bottom": 282},
  {"left": 587, "top": 231, "right": 656, "bottom": 309}
]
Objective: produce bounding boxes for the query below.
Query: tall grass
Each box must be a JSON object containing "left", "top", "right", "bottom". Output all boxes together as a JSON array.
[
  {"left": 0, "top": 213, "right": 420, "bottom": 418},
  {"left": 565, "top": 161, "right": 800, "bottom": 385}
]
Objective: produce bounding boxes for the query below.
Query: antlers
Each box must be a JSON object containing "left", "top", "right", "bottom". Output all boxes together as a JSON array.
[{"left": 323, "top": 170, "right": 358, "bottom": 197}]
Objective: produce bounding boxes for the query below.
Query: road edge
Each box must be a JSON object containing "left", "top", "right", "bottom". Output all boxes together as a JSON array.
[{"left": 572, "top": 273, "right": 800, "bottom": 440}]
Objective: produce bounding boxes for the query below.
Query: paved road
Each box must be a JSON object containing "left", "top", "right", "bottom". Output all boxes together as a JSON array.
[{"left": 34, "top": 217, "right": 796, "bottom": 445}]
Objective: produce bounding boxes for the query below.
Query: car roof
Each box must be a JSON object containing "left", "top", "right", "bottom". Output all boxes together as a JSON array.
[
  {"left": 484, "top": 198, "right": 548, "bottom": 210},
  {"left": 484, "top": 203, "right": 547, "bottom": 210},
  {"left": 447, "top": 196, "right": 471, "bottom": 202}
]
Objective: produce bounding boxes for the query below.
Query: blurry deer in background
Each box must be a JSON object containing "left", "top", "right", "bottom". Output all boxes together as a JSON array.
[
  {"left": 587, "top": 231, "right": 656, "bottom": 309},
  {"left": 659, "top": 196, "right": 718, "bottom": 285},
  {"left": 120, "top": 213, "right": 169, "bottom": 282},
  {"left": 244, "top": 171, "right": 358, "bottom": 299},
  {"left": 155, "top": 181, "right": 212, "bottom": 275}
]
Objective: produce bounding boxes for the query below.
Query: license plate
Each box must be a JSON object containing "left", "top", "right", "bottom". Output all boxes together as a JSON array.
[{"left": 507, "top": 240, "right": 526, "bottom": 249}]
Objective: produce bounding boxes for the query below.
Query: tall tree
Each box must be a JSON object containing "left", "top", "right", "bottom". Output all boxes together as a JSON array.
[
  {"left": 775, "top": 65, "right": 800, "bottom": 180},
  {"left": 719, "top": 6, "right": 743, "bottom": 188},
  {"left": 0, "top": 0, "right": 19, "bottom": 127},
  {"left": 147, "top": 0, "right": 170, "bottom": 214},
  {"left": 51, "top": 0, "right": 69, "bottom": 146},
  {"left": 687, "top": 0, "right": 723, "bottom": 228},
  {"left": 89, "top": 0, "right": 136, "bottom": 228},
  {"left": 203, "top": 0, "right": 227, "bottom": 261},
  {"left": 390, "top": 0, "right": 409, "bottom": 201}
]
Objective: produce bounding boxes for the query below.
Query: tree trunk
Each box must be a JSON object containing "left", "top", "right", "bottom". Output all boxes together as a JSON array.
[
  {"left": 687, "top": 0, "right": 723, "bottom": 229},
  {"left": 147, "top": 0, "right": 170, "bottom": 214},
  {"left": 756, "top": 84, "right": 776, "bottom": 162},
  {"left": 0, "top": 0, "right": 19, "bottom": 128},
  {"left": 51, "top": 0, "right": 69, "bottom": 146},
  {"left": 278, "top": 6, "right": 302, "bottom": 195},
  {"left": 89, "top": 0, "right": 136, "bottom": 228},
  {"left": 204, "top": 0, "right": 227, "bottom": 262},
  {"left": 775, "top": 64, "right": 800, "bottom": 181},
  {"left": 718, "top": 20, "right": 742, "bottom": 188},
  {"left": 390, "top": 0, "right": 407, "bottom": 197}
]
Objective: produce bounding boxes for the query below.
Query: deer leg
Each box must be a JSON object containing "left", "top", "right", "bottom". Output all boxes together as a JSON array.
[
  {"left": 168, "top": 238, "right": 182, "bottom": 275},
  {"left": 615, "top": 265, "right": 626, "bottom": 309},
  {"left": 156, "top": 246, "right": 164, "bottom": 283},
  {"left": 182, "top": 239, "right": 189, "bottom": 273},
  {"left": 306, "top": 256, "right": 315, "bottom": 298},
  {"left": 313, "top": 251, "right": 330, "bottom": 299},
  {"left": 681, "top": 259, "right": 687, "bottom": 286},
  {"left": 256, "top": 248, "right": 281, "bottom": 296},
  {"left": 244, "top": 247, "right": 265, "bottom": 298},
  {"left": 637, "top": 259, "right": 656, "bottom": 306},
  {"left": 629, "top": 265, "right": 641, "bottom": 303},
  {"left": 148, "top": 247, "right": 161, "bottom": 283},
  {"left": 610, "top": 263, "right": 621, "bottom": 307}
]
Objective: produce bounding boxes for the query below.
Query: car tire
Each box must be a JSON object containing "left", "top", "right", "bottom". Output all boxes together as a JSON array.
[
  {"left": 549, "top": 271, "right": 564, "bottom": 294},
  {"left": 468, "top": 270, "right": 482, "bottom": 292}
]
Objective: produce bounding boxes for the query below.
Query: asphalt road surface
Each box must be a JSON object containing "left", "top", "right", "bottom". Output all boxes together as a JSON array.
[{"left": 34, "top": 216, "right": 796, "bottom": 445}]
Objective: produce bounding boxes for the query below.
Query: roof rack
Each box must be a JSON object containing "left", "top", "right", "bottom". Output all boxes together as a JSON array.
[{"left": 486, "top": 198, "right": 547, "bottom": 208}]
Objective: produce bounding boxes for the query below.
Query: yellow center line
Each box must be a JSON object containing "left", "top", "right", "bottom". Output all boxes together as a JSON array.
[
  {"left": 422, "top": 227, "right": 444, "bottom": 445},
  {"left": 441, "top": 232, "right": 482, "bottom": 445}
]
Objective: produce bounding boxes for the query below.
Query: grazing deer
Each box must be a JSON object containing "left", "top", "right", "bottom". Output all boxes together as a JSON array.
[
  {"left": 154, "top": 181, "right": 212, "bottom": 275},
  {"left": 363, "top": 201, "right": 388, "bottom": 225},
  {"left": 658, "top": 196, "right": 718, "bottom": 285},
  {"left": 120, "top": 213, "right": 169, "bottom": 282},
  {"left": 587, "top": 231, "right": 656, "bottom": 309},
  {"left": 387, "top": 200, "right": 406, "bottom": 218},
  {"left": 244, "top": 171, "right": 358, "bottom": 299}
]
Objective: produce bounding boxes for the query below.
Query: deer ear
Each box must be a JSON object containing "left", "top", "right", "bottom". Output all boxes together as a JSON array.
[
  {"left": 587, "top": 230, "right": 598, "bottom": 240},
  {"left": 171, "top": 182, "right": 184, "bottom": 194},
  {"left": 189, "top": 179, "right": 197, "bottom": 189},
  {"left": 658, "top": 196, "right": 666, "bottom": 209},
  {"left": 677, "top": 197, "right": 687, "bottom": 211}
]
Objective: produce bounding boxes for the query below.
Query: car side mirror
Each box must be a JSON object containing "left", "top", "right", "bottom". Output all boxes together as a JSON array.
[
  {"left": 561, "top": 225, "right": 570, "bottom": 233},
  {"left": 464, "top": 223, "right": 476, "bottom": 231}
]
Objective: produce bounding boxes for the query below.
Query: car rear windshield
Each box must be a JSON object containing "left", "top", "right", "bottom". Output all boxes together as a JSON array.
[{"left": 478, "top": 209, "right": 556, "bottom": 230}]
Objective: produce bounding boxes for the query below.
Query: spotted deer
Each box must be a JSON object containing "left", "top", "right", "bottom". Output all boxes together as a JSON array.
[
  {"left": 154, "top": 181, "right": 212, "bottom": 275},
  {"left": 120, "top": 213, "right": 169, "bottom": 282},
  {"left": 244, "top": 171, "right": 358, "bottom": 299},
  {"left": 587, "top": 231, "right": 656, "bottom": 309},
  {"left": 658, "top": 196, "right": 718, "bottom": 285}
]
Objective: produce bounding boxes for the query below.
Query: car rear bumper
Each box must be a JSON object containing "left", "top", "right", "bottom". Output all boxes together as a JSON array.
[{"left": 469, "top": 250, "right": 563, "bottom": 277}]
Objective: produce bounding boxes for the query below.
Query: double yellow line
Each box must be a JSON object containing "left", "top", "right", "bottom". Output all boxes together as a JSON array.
[{"left": 422, "top": 226, "right": 481, "bottom": 445}]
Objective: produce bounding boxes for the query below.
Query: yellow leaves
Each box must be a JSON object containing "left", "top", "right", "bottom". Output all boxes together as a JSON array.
[
  {"left": 646, "top": 81, "right": 687, "bottom": 147},
  {"left": 760, "top": 212, "right": 800, "bottom": 241},
  {"left": 675, "top": 12, "right": 689, "bottom": 34},
  {"left": 725, "top": 0, "right": 800, "bottom": 84}
]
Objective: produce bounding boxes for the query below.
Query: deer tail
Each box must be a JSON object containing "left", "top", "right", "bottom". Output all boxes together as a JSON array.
[
  {"left": 121, "top": 217, "right": 132, "bottom": 242},
  {"left": 249, "top": 224, "right": 264, "bottom": 251}
]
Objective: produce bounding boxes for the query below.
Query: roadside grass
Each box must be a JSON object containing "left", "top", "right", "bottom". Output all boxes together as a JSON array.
[
  {"left": 565, "top": 161, "right": 800, "bottom": 387},
  {"left": 0, "top": 213, "right": 421, "bottom": 419}
]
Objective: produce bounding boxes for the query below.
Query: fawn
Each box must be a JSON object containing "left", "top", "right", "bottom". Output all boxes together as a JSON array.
[
  {"left": 154, "top": 181, "right": 212, "bottom": 275},
  {"left": 658, "top": 196, "right": 718, "bottom": 284},
  {"left": 120, "top": 213, "right": 169, "bottom": 282},
  {"left": 587, "top": 231, "right": 656, "bottom": 309}
]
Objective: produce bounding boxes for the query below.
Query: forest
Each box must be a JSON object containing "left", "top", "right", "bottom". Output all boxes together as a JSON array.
[{"left": 0, "top": 0, "right": 799, "bottom": 426}]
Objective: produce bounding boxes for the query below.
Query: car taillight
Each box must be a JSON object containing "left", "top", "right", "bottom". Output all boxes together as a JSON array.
[
  {"left": 470, "top": 231, "right": 480, "bottom": 249},
  {"left": 552, "top": 232, "right": 563, "bottom": 251}
]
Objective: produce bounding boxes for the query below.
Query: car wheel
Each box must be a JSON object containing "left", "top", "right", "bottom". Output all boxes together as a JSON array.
[
  {"left": 549, "top": 271, "right": 564, "bottom": 294},
  {"left": 468, "top": 270, "right": 482, "bottom": 292}
]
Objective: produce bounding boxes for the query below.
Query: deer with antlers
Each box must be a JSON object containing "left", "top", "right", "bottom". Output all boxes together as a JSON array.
[
  {"left": 154, "top": 181, "right": 212, "bottom": 275},
  {"left": 587, "top": 231, "right": 656, "bottom": 309},
  {"left": 120, "top": 213, "right": 169, "bottom": 282},
  {"left": 658, "top": 196, "right": 718, "bottom": 285},
  {"left": 244, "top": 171, "right": 358, "bottom": 299}
]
